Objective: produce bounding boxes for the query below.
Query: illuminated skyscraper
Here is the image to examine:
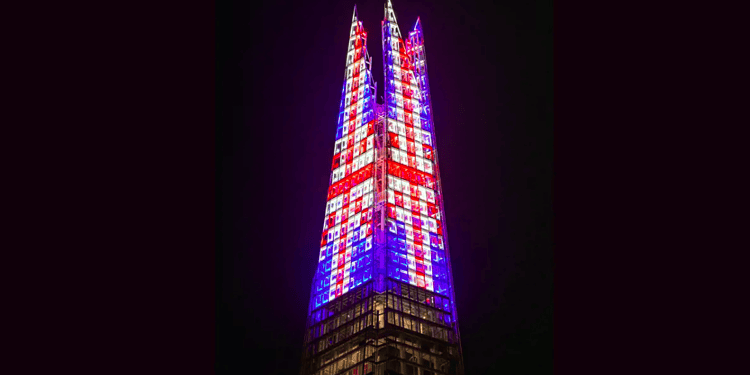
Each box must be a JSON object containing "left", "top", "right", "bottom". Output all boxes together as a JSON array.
[{"left": 301, "top": 3, "right": 464, "bottom": 374}]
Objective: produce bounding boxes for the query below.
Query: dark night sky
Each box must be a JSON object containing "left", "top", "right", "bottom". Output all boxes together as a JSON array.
[{"left": 218, "top": 0, "right": 552, "bottom": 373}]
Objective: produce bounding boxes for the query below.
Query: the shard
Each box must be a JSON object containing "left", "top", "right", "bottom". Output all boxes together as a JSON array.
[{"left": 301, "top": 3, "right": 464, "bottom": 374}]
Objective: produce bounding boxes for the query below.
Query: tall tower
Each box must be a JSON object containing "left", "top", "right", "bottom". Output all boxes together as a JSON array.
[{"left": 301, "top": 3, "right": 464, "bottom": 375}]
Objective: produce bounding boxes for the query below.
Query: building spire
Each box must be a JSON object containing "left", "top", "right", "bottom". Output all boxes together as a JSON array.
[
  {"left": 384, "top": 0, "right": 397, "bottom": 23},
  {"left": 352, "top": 4, "right": 358, "bottom": 22}
]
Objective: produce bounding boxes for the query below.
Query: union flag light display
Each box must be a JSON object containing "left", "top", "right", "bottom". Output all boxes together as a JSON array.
[
  {"left": 302, "top": 3, "right": 463, "bottom": 374},
  {"left": 382, "top": 1, "right": 451, "bottom": 300},
  {"left": 310, "top": 8, "right": 378, "bottom": 310}
]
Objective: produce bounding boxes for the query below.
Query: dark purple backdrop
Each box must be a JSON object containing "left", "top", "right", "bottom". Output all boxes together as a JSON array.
[{"left": 218, "top": 0, "right": 552, "bottom": 373}]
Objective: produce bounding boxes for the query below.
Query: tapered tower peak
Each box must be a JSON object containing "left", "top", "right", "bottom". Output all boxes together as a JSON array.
[
  {"left": 384, "top": 0, "right": 398, "bottom": 23},
  {"left": 301, "top": 6, "right": 464, "bottom": 375}
]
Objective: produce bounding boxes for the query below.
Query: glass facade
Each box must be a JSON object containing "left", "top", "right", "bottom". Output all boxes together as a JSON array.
[
  {"left": 310, "top": 9, "right": 378, "bottom": 311},
  {"left": 302, "top": 3, "right": 463, "bottom": 374},
  {"left": 382, "top": 2, "right": 454, "bottom": 303}
]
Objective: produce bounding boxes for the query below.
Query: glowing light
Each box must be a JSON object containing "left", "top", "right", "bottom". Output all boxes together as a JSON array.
[
  {"left": 310, "top": 4, "right": 455, "bottom": 315},
  {"left": 310, "top": 13, "right": 377, "bottom": 309},
  {"left": 381, "top": 9, "right": 450, "bottom": 296}
]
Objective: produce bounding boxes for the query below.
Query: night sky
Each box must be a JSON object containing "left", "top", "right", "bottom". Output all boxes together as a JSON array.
[{"left": 218, "top": 0, "right": 552, "bottom": 373}]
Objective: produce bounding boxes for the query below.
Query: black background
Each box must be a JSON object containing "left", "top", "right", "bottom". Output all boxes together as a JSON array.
[{"left": 218, "top": 0, "right": 552, "bottom": 373}]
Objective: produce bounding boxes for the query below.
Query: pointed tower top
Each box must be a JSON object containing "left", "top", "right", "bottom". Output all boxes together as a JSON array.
[
  {"left": 384, "top": 0, "right": 398, "bottom": 23},
  {"left": 414, "top": 16, "right": 422, "bottom": 30},
  {"left": 352, "top": 5, "right": 358, "bottom": 22}
]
